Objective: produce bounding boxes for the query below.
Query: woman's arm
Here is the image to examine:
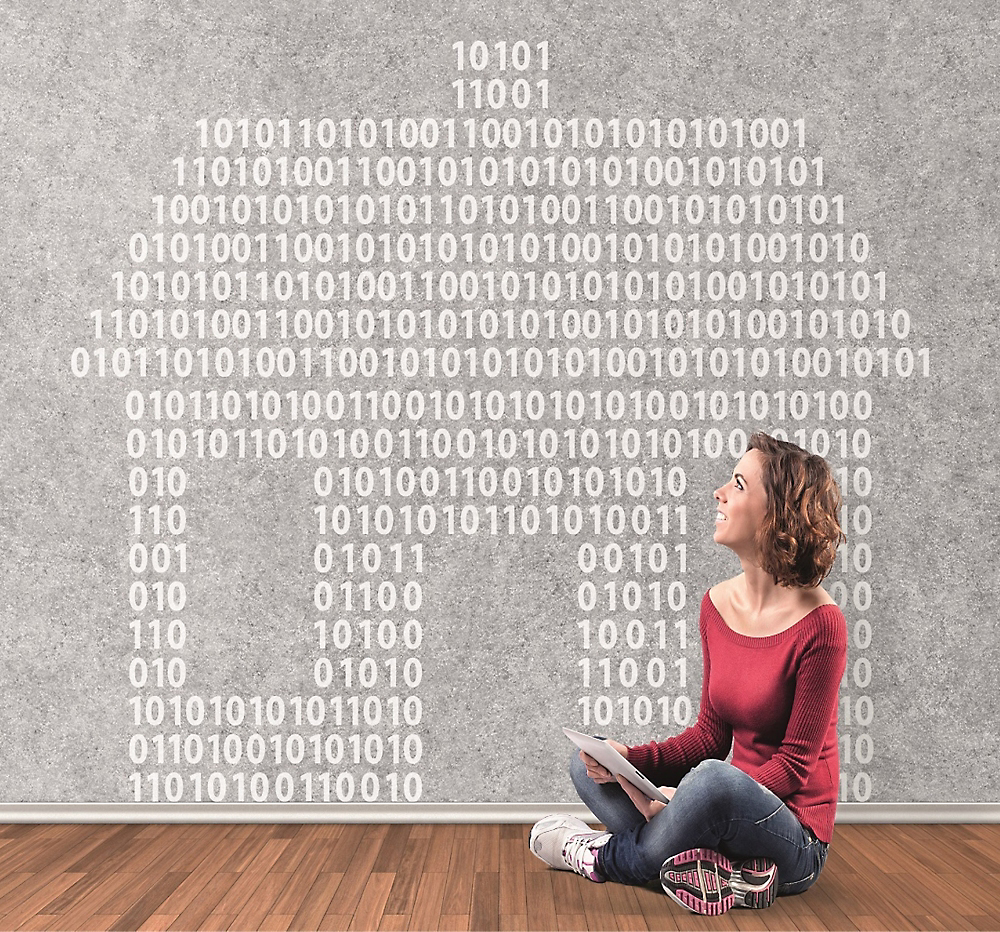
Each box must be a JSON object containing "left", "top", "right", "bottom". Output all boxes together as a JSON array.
[{"left": 625, "top": 608, "right": 733, "bottom": 785}]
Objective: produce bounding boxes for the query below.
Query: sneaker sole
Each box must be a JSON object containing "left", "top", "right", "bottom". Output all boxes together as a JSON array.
[
  {"left": 731, "top": 857, "right": 777, "bottom": 908},
  {"left": 660, "top": 848, "right": 734, "bottom": 916}
]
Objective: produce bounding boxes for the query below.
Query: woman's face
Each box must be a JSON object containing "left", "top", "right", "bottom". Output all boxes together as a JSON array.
[{"left": 713, "top": 449, "right": 769, "bottom": 558}]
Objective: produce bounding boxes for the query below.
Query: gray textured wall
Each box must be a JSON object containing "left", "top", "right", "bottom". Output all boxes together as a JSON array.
[{"left": 1, "top": 1, "right": 997, "bottom": 807}]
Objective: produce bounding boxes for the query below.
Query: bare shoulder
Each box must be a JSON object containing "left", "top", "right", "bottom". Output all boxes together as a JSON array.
[
  {"left": 806, "top": 585, "right": 838, "bottom": 610},
  {"left": 709, "top": 575, "right": 742, "bottom": 605}
]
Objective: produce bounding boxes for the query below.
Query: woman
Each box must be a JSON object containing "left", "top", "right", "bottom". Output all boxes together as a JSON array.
[{"left": 530, "top": 433, "right": 848, "bottom": 916}]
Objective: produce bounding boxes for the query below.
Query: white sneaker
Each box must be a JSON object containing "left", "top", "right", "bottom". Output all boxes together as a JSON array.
[{"left": 529, "top": 814, "right": 612, "bottom": 882}]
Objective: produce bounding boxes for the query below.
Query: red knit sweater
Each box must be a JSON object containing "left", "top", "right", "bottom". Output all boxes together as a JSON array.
[{"left": 626, "top": 591, "right": 847, "bottom": 843}]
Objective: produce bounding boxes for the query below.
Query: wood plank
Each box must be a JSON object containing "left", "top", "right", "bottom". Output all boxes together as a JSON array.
[
  {"left": 204, "top": 914, "right": 236, "bottom": 931},
  {"left": 41, "top": 870, "right": 141, "bottom": 931},
  {"left": 216, "top": 828, "right": 273, "bottom": 875},
  {"left": 304, "top": 824, "right": 349, "bottom": 864},
  {"left": 602, "top": 875, "right": 645, "bottom": 918},
  {"left": 256, "top": 912, "right": 295, "bottom": 931},
  {"left": 900, "top": 911, "right": 959, "bottom": 931},
  {"left": 784, "top": 907, "right": 829, "bottom": 932},
  {"left": 383, "top": 830, "right": 430, "bottom": 916},
  {"left": 475, "top": 824, "right": 500, "bottom": 874},
  {"left": 109, "top": 871, "right": 190, "bottom": 932},
  {"left": 0, "top": 871, "right": 85, "bottom": 930},
  {"left": 576, "top": 877, "right": 618, "bottom": 932},
  {"left": 154, "top": 825, "right": 239, "bottom": 879},
  {"left": 226, "top": 871, "right": 286, "bottom": 931},
  {"left": 500, "top": 914, "right": 528, "bottom": 931},
  {"left": 440, "top": 834, "right": 477, "bottom": 916},
  {"left": 603, "top": 878, "right": 651, "bottom": 931},
  {"left": 864, "top": 820, "right": 1000, "bottom": 921},
  {"left": 372, "top": 824, "right": 412, "bottom": 874},
  {"left": 322, "top": 825, "right": 390, "bottom": 918},
  {"left": 0, "top": 824, "right": 41, "bottom": 838},
  {"left": 267, "top": 837, "right": 330, "bottom": 916},
  {"left": 730, "top": 907, "right": 771, "bottom": 930},
  {"left": 831, "top": 825, "right": 886, "bottom": 880},
  {"left": 407, "top": 869, "right": 447, "bottom": 931},
  {"left": 613, "top": 912, "right": 650, "bottom": 931},
  {"left": 632, "top": 882, "right": 683, "bottom": 932},
  {"left": 377, "top": 914, "right": 411, "bottom": 931},
  {"left": 288, "top": 871, "right": 346, "bottom": 932},
  {"left": 16, "top": 826, "right": 115, "bottom": 875},
  {"left": 759, "top": 897, "right": 810, "bottom": 932},
  {"left": 848, "top": 916, "right": 888, "bottom": 931},
  {"left": 801, "top": 882, "right": 860, "bottom": 932},
  {"left": 269, "top": 823, "right": 329, "bottom": 875},
  {"left": 153, "top": 827, "right": 247, "bottom": 916},
  {"left": 499, "top": 836, "right": 527, "bottom": 917},
  {"left": 0, "top": 872, "right": 34, "bottom": 905},
  {"left": 423, "top": 823, "right": 458, "bottom": 873},
  {"left": 5, "top": 850, "right": 112, "bottom": 920},
  {"left": 101, "top": 862, "right": 183, "bottom": 916},
  {"left": 317, "top": 913, "right": 352, "bottom": 931},
  {"left": 166, "top": 872, "right": 241, "bottom": 931},
  {"left": 824, "top": 834, "right": 922, "bottom": 930},
  {"left": 49, "top": 914, "right": 121, "bottom": 932},
  {"left": 547, "top": 869, "right": 586, "bottom": 918},
  {"left": 346, "top": 872, "right": 394, "bottom": 932},
  {"left": 964, "top": 915, "right": 1000, "bottom": 932},
  {"left": 0, "top": 826, "right": 72, "bottom": 868},
  {"left": 207, "top": 838, "right": 289, "bottom": 916},
  {"left": 470, "top": 871, "right": 500, "bottom": 932},
  {"left": 19, "top": 915, "right": 60, "bottom": 932},
  {"left": 117, "top": 828, "right": 209, "bottom": 881},
  {"left": 135, "top": 915, "right": 180, "bottom": 932},
  {"left": 65, "top": 825, "right": 147, "bottom": 873},
  {"left": 523, "top": 871, "right": 557, "bottom": 931},
  {"left": 437, "top": 915, "right": 470, "bottom": 931},
  {"left": 119, "top": 824, "right": 175, "bottom": 872}
]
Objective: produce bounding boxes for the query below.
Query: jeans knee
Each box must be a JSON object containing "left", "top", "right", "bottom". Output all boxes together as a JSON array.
[
  {"left": 679, "top": 759, "right": 751, "bottom": 810},
  {"left": 688, "top": 757, "right": 734, "bottom": 784}
]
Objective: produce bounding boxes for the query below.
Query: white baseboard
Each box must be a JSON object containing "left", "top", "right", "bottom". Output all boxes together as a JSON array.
[{"left": 0, "top": 802, "right": 998, "bottom": 823}]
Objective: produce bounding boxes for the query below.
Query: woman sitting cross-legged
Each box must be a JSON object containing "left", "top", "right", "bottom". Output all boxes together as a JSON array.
[{"left": 530, "top": 433, "right": 847, "bottom": 916}]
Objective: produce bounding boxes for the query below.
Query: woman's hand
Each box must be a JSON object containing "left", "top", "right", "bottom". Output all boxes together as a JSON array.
[
  {"left": 579, "top": 739, "right": 630, "bottom": 783},
  {"left": 615, "top": 776, "right": 676, "bottom": 821}
]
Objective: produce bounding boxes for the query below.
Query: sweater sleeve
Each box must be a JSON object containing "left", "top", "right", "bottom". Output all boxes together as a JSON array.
[
  {"left": 624, "top": 607, "right": 732, "bottom": 785},
  {"left": 743, "top": 610, "right": 847, "bottom": 798}
]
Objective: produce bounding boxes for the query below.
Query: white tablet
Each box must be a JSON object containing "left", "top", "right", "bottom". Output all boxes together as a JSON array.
[{"left": 564, "top": 727, "right": 670, "bottom": 804}]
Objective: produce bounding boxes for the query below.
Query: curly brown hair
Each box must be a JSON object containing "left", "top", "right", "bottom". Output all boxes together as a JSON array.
[{"left": 746, "top": 433, "right": 846, "bottom": 588}]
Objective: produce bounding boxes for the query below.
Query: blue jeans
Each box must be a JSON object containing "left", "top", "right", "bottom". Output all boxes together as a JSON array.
[{"left": 570, "top": 753, "right": 830, "bottom": 893}]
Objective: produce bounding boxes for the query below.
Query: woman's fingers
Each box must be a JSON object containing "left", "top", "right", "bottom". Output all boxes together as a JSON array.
[
  {"left": 616, "top": 775, "right": 652, "bottom": 817},
  {"left": 615, "top": 775, "right": 669, "bottom": 821},
  {"left": 606, "top": 738, "right": 630, "bottom": 757},
  {"left": 579, "top": 750, "right": 613, "bottom": 782}
]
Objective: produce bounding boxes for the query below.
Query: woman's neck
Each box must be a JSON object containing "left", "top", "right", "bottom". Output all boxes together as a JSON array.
[{"left": 734, "top": 561, "right": 787, "bottom": 616}]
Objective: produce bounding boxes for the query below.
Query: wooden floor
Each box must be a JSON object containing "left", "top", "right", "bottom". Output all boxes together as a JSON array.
[{"left": 0, "top": 822, "right": 998, "bottom": 931}]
